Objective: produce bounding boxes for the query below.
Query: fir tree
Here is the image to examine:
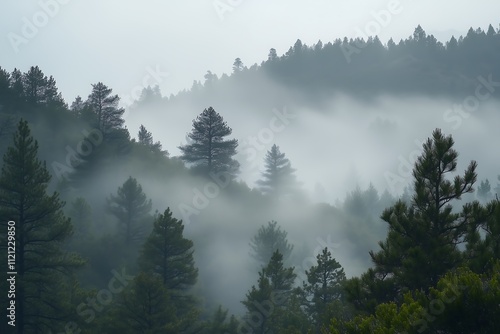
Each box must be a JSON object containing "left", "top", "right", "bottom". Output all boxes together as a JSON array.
[{"left": 0, "top": 120, "right": 85, "bottom": 333}]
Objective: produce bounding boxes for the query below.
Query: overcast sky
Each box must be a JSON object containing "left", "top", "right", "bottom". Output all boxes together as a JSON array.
[{"left": 1, "top": 0, "right": 499, "bottom": 106}]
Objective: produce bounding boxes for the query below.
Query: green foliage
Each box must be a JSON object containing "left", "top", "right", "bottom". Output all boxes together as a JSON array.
[
  {"left": 250, "top": 220, "right": 294, "bottom": 265},
  {"left": 0, "top": 120, "right": 85, "bottom": 333},
  {"left": 370, "top": 129, "right": 477, "bottom": 296},
  {"left": 103, "top": 272, "right": 180, "bottom": 334},
  {"left": 257, "top": 144, "right": 300, "bottom": 197},
  {"left": 139, "top": 208, "right": 198, "bottom": 313},
  {"left": 303, "top": 247, "right": 346, "bottom": 329},
  {"left": 242, "top": 250, "right": 298, "bottom": 333},
  {"left": 85, "top": 82, "right": 125, "bottom": 136},
  {"left": 330, "top": 265, "right": 500, "bottom": 334},
  {"left": 107, "top": 176, "right": 153, "bottom": 244},
  {"left": 179, "top": 106, "right": 239, "bottom": 176}
]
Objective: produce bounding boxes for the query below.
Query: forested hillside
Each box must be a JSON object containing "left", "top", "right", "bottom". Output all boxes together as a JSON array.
[{"left": 1, "top": 23, "right": 500, "bottom": 333}]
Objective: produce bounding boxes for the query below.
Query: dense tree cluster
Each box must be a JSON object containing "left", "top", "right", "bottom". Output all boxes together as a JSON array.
[{"left": 1, "top": 23, "right": 500, "bottom": 333}]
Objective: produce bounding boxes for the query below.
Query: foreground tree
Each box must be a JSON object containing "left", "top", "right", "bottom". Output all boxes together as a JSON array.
[
  {"left": 179, "top": 107, "right": 239, "bottom": 176},
  {"left": 369, "top": 129, "right": 478, "bottom": 297},
  {"left": 105, "top": 273, "right": 180, "bottom": 334},
  {"left": 303, "top": 247, "right": 347, "bottom": 330},
  {"left": 242, "top": 250, "right": 297, "bottom": 334},
  {"left": 139, "top": 208, "right": 198, "bottom": 313},
  {"left": 0, "top": 120, "right": 84, "bottom": 334},
  {"left": 257, "top": 144, "right": 299, "bottom": 197},
  {"left": 107, "top": 176, "right": 152, "bottom": 244},
  {"left": 249, "top": 220, "right": 294, "bottom": 266},
  {"left": 331, "top": 264, "right": 500, "bottom": 333}
]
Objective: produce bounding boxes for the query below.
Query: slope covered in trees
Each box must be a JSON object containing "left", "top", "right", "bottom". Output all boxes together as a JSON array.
[{"left": 1, "top": 23, "right": 500, "bottom": 333}]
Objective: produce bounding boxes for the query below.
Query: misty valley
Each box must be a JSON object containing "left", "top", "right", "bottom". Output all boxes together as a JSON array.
[{"left": 1, "top": 20, "right": 500, "bottom": 334}]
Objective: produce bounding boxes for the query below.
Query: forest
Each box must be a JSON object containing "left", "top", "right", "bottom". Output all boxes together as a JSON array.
[{"left": 1, "top": 23, "right": 500, "bottom": 333}]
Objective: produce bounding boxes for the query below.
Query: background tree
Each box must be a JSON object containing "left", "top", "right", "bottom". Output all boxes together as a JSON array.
[
  {"left": 0, "top": 120, "right": 85, "bottom": 334},
  {"left": 105, "top": 272, "right": 180, "bottom": 334},
  {"left": 107, "top": 176, "right": 152, "bottom": 244},
  {"left": 179, "top": 106, "right": 239, "bottom": 176},
  {"left": 250, "top": 220, "right": 294, "bottom": 266},
  {"left": 257, "top": 144, "right": 299, "bottom": 197},
  {"left": 137, "top": 124, "right": 167, "bottom": 156},
  {"left": 232, "top": 57, "right": 244, "bottom": 73},
  {"left": 369, "top": 129, "right": 477, "bottom": 296},
  {"left": 303, "top": 247, "right": 347, "bottom": 329},
  {"left": 139, "top": 208, "right": 198, "bottom": 312},
  {"left": 85, "top": 82, "right": 125, "bottom": 136},
  {"left": 477, "top": 178, "right": 493, "bottom": 203}
]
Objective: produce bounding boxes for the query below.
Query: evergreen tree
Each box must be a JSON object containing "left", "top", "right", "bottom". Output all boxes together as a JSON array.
[
  {"left": 107, "top": 176, "right": 152, "bottom": 244},
  {"left": 233, "top": 57, "right": 244, "bottom": 73},
  {"left": 0, "top": 120, "right": 85, "bottom": 333},
  {"left": 257, "top": 144, "right": 299, "bottom": 197},
  {"left": 303, "top": 247, "right": 346, "bottom": 329},
  {"left": 85, "top": 82, "right": 125, "bottom": 136},
  {"left": 137, "top": 124, "right": 167, "bottom": 155},
  {"left": 250, "top": 220, "right": 294, "bottom": 266},
  {"left": 369, "top": 129, "right": 477, "bottom": 295},
  {"left": 67, "top": 197, "right": 92, "bottom": 237},
  {"left": 179, "top": 106, "right": 239, "bottom": 176},
  {"left": 477, "top": 179, "right": 493, "bottom": 203},
  {"left": 139, "top": 208, "right": 198, "bottom": 307},
  {"left": 107, "top": 272, "right": 179, "bottom": 334},
  {"left": 242, "top": 250, "right": 297, "bottom": 334}
]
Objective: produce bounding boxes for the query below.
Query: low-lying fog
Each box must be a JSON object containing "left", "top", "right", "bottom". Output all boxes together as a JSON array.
[{"left": 112, "top": 92, "right": 500, "bottom": 315}]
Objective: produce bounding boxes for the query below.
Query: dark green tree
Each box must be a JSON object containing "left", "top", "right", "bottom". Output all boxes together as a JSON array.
[
  {"left": 303, "top": 247, "right": 346, "bottom": 329},
  {"left": 369, "top": 129, "right": 477, "bottom": 295},
  {"left": 138, "top": 124, "right": 167, "bottom": 155},
  {"left": 257, "top": 144, "right": 299, "bottom": 197},
  {"left": 85, "top": 82, "right": 125, "bottom": 136},
  {"left": 250, "top": 220, "right": 294, "bottom": 266},
  {"left": 107, "top": 176, "right": 152, "bottom": 244},
  {"left": 0, "top": 120, "right": 85, "bottom": 334},
  {"left": 179, "top": 106, "right": 239, "bottom": 176},
  {"left": 242, "top": 250, "right": 297, "bottom": 334},
  {"left": 106, "top": 272, "right": 179, "bottom": 334},
  {"left": 139, "top": 208, "right": 198, "bottom": 307}
]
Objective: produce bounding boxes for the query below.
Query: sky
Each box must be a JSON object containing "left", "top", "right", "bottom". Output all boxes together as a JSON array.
[{"left": 1, "top": 0, "right": 499, "bottom": 107}]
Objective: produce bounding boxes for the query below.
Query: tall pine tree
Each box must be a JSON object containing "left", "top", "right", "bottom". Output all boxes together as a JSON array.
[
  {"left": 0, "top": 120, "right": 85, "bottom": 333},
  {"left": 179, "top": 107, "right": 239, "bottom": 176}
]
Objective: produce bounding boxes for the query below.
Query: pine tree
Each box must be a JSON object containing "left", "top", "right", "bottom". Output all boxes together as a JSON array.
[
  {"left": 233, "top": 58, "right": 244, "bottom": 73},
  {"left": 107, "top": 176, "right": 152, "bottom": 244},
  {"left": 137, "top": 124, "right": 167, "bottom": 155},
  {"left": 179, "top": 106, "right": 239, "bottom": 176},
  {"left": 257, "top": 144, "right": 299, "bottom": 197},
  {"left": 0, "top": 120, "right": 85, "bottom": 333},
  {"left": 249, "top": 220, "right": 294, "bottom": 266},
  {"left": 369, "top": 129, "right": 477, "bottom": 295},
  {"left": 477, "top": 179, "right": 492, "bottom": 203},
  {"left": 242, "top": 250, "right": 297, "bottom": 333},
  {"left": 85, "top": 82, "right": 125, "bottom": 136},
  {"left": 107, "top": 272, "right": 179, "bottom": 334},
  {"left": 139, "top": 208, "right": 198, "bottom": 306},
  {"left": 303, "top": 247, "right": 346, "bottom": 329}
]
